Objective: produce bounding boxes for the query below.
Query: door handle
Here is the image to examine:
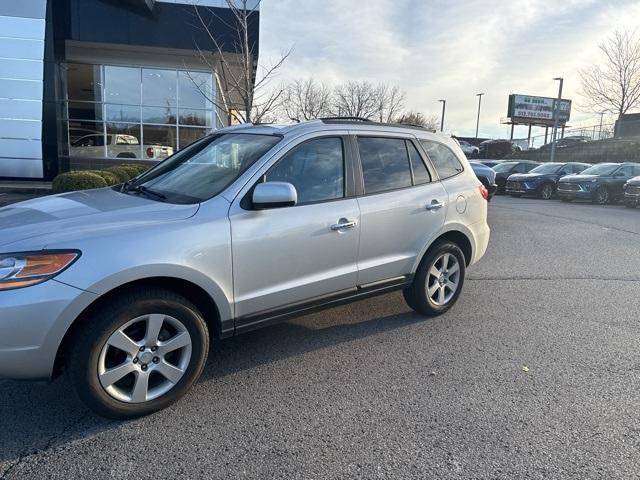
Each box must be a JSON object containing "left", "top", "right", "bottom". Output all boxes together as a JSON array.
[
  {"left": 331, "top": 218, "right": 357, "bottom": 230},
  {"left": 426, "top": 200, "right": 444, "bottom": 211}
]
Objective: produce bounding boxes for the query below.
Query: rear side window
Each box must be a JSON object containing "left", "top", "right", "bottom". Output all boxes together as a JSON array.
[
  {"left": 407, "top": 140, "right": 431, "bottom": 184},
  {"left": 633, "top": 166, "right": 640, "bottom": 176},
  {"left": 420, "top": 140, "right": 463, "bottom": 179},
  {"left": 266, "top": 137, "right": 344, "bottom": 204},
  {"left": 358, "top": 137, "right": 412, "bottom": 194}
]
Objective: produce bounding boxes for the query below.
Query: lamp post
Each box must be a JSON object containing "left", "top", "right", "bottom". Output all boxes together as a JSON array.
[
  {"left": 550, "top": 77, "right": 563, "bottom": 163},
  {"left": 475, "top": 93, "right": 484, "bottom": 138},
  {"left": 599, "top": 111, "right": 605, "bottom": 140},
  {"left": 438, "top": 99, "right": 446, "bottom": 132}
]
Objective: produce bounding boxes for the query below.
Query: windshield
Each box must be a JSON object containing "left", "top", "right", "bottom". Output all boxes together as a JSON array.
[
  {"left": 493, "top": 162, "right": 517, "bottom": 173},
  {"left": 129, "top": 133, "right": 281, "bottom": 203},
  {"left": 529, "top": 163, "right": 562, "bottom": 174},
  {"left": 579, "top": 164, "right": 618, "bottom": 176}
]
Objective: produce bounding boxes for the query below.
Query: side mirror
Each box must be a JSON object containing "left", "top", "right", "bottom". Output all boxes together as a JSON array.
[{"left": 252, "top": 182, "right": 297, "bottom": 209}]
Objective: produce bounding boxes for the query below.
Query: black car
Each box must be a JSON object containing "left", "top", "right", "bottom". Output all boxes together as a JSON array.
[
  {"left": 557, "top": 163, "right": 640, "bottom": 205},
  {"left": 479, "top": 139, "right": 513, "bottom": 159},
  {"left": 537, "top": 136, "right": 589, "bottom": 151},
  {"left": 470, "top": 161, "right": 497, "bottom": 200},
  {"left": 505, "top": 162, "right": 591, "bottom": 200},
  {"left": 623, "top": 176, "right": 640, "bottom": 208},
  {"left": 491, "top": 160, "right": 540, "bottom": 194},
  {"left": 478, "top": 160, "right": 505, "bottom": 168}
]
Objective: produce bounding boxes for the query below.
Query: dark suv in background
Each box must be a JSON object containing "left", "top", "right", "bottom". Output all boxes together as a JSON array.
[
  {"left": 624, "top": 176, "right": 640, "bottom": 208},
  {"left": 505, "top": 162, "right": 591, "bottom": 200},
  {"left": 492, "top": 160, "right": 540, "bottom": 194},
  {"left": 557, "top": 163, "right": 640, "bottom": 204}
]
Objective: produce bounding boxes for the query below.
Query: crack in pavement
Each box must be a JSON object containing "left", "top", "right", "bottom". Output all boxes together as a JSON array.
[
  {"left": 0, "top": 414, "right": 91, "bottom": 480},
  {"left": 491, "top": 203, "right": 640, "bottom": 237}
]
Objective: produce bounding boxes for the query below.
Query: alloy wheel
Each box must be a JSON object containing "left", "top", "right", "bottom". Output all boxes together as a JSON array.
[
  {"left": 541, "top": 184, "right": 553, "bottom": 200},
  {"left": 98, "top": 314, "right": 192, "bottom": 403},
  {"left": 426, "top": 253, "right": 460, "bottom": 306},
  {"left": 596, "top": 187, "right": 609, "bottom": 205}
]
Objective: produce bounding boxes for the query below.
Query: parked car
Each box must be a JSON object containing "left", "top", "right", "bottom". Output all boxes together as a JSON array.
[
  {"left": 623, "top": 176, "right": 640, "bottom": 208},
  {"left": 492, "top": 160, "right": 541, "bottom": 194},
  {"left": 537, "top": 136, "right": 589, "bottom": 151},
  {"left": 0, "top": 119, "right": 490, "bottom": 419},
  {"left": 71, "top": 134, "right": 174, "bottom": 160},
  {"left": 455, "top": 139, "right": 480, "bottom": 158},
  {"left": 478, "top": 160, "right": 505, "bottom": 168},
  {"left": 470, "top": 161, "right": 497, "bottom": 199},
  {"left": 505, "top": 162, "right": 591, "bottom": 200},
  {"left": 557, "top": 162, "right": 640, "bottom": 204},
  {"left": 479, "top": 139, "right": 513, "bottom": 159}
]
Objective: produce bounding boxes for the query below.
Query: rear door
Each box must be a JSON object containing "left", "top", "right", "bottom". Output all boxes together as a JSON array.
[{"left": 354, "top": 134, "right": 447, "bottom": 286}]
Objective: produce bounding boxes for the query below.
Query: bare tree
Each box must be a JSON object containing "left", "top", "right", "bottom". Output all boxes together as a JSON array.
[
  {"left": 580, "top": 29, "right": 640, "bottom": 118},
  {"left": 332, "top": 81, "right": 406, "bottom": 120},
  {"left": 396, "top": 111, "right": 439, "bottom": 130},
  {"left": 191, "top": 1, "right": 291, "bottom": 124},
  {"left": 282, "top": 78, "right": 333, "bottom": 121}
]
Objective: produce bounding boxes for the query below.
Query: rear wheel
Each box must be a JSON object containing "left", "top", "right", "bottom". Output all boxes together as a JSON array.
[
  {"left": 593, "top": 186, "right": 610, "bottom": 205},
  {"left": 625, "top": 200, "right": 637, "bottom": 208},
  {"left": 68, "top": 288, "right": 209, "bottom": 419},
  {"left": 539, "top": 183, "right": 554, "bottom": 200},
  {"left": 403, "top": 241, "right": 466, "bottom": 317}
]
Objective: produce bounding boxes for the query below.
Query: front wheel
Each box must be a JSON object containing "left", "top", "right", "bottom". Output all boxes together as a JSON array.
[
  {"left": 403, "top": 241, "right": 466, "bottom": 317},
  {"left": 593, "top": 186, "right": 610, "bottom": 205},
  {"left": 68, "top": 288, "right": 209, "bottom": 419},
  {"left": 539, "top": 183, "right": 554, "bottom": 200},
  {"left": 625, "top": 200, "right": 637, "bottom": 209}
]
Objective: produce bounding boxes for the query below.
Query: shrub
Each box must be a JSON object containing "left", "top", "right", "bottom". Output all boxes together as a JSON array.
[
  {"left": 105, "top": 166, "right": 134, "bottom": 183},
  {"left": 52, "top": 171, "right": 108, "bottom": 193},
  {"left": 87, "top": 170, "right": 120, "bottom": 186},
  {"left": 122, "top": 163, "right": 150, "bottom": 175},
  {"left": 117, "top": 164, "right": 143, "bottom": 178}
]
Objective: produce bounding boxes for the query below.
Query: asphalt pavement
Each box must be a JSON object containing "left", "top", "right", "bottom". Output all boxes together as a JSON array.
[{"left": 1, "top": 196, "right": 639, "bottom": 479}]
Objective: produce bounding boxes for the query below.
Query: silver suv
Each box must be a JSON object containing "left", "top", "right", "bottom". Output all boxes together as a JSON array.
[{"left": 0, "top": 119, "right": 490, "bottom": 418}]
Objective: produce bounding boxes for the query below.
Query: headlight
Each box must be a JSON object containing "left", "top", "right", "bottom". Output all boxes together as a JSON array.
[{"left": 0, "top": 251, "right": 80, "bottom": 290}]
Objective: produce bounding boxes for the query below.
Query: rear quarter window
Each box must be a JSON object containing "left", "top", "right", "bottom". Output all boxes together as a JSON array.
[{"left": 419, "top": 140, "right": 464, "bottom": 180}]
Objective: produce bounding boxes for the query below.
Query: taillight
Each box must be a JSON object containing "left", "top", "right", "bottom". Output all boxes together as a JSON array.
[
  {"left": 146, "top": 147, "right": 154, "bottom": 158},
  {"left": 479, "top": 184, "right": 489, "bottom": 201}
]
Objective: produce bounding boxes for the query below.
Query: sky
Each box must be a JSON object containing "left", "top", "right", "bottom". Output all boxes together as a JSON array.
[{"left": 258, "top": 0, "right": 640, "bottom": 141}]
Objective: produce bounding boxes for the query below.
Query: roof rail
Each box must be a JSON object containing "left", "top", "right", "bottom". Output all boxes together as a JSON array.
[{"left": 320, "top": 117, "right": 373, "bottom": 123}]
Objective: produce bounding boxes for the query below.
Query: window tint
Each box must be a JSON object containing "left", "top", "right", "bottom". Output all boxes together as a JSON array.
[
  {"left": 420, "top": 140, "right": 463, "bottom": 179},
  {"left": 407, "top": 141, "right": 431, "bottom": 184},
  {"left": 358, "top": 137, "right": 412, "bottom": 194},
  {"left": 617, "top": 166, "right": 633, "bottom": 176},
  {"left": 634, "top": 166, "right": 640, "bottom": 176},
  {"left": 266, "top": 137, "right": 344, "bottom": 204},
  {"left": 524, "top": 163, "right": 538, "bottom": 173},
  {"left": 513, "top": 163, "right": 527, "bottom": 173}
]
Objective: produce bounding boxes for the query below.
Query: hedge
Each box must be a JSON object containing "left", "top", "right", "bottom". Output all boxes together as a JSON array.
[
  {"left": 51, "top": 164, "right": 151, "bottom": 193},
  {"left": 52, "top": 171, "right": 108, "bottom": 193}
]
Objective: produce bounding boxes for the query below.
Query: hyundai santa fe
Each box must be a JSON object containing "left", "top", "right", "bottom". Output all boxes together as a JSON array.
[{"left": 0, "top": 119, "right": 490, "bottom": 419}]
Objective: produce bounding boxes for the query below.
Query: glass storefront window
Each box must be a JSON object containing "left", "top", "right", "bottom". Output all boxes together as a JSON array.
[
  {"left": 65, "top": 64, "right": 214, "bottom": 162},
  {"left": 178, "top": 71, "right": 213, "bottom": 109},
  {"left": 66, "top": 64, "right": 102, "bottom": 102},
  {"left": 142, "top": 106, "right": 177, "bottom": 125},
  {"left": 143, "top": 69, "right": 177, "bottom": 106},
  {"left": 179, "top": 127, "right": 210, "bottom": 149},
  {"left": 106, "top": 104, "right": 141, "bottom": 123},
  {"left": 105, "top": 66, "right": 141, "bottom": 105}
]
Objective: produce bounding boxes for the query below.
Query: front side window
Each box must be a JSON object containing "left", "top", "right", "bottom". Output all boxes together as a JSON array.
[
  {"left": 130, "top": 133, "right": 281, "bottom": 203},
  {"left": 266, "top": 137, "right": 344, "bottom": 204},
  {"left": 581, "top": 164, "right": 618, "bottom": 176},
  {"left": 358, "top": 137, "right": 412, "bottom": 194},
  {"left": 617, "top": 165, "right": 633, "bottom": 176},
  {"left": 420, "top": 140, "right": 463, "bottom": 179}
]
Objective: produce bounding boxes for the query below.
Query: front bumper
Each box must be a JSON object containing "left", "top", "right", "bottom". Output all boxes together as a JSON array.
[
  {"left": 0, "top": 280, "right": 97, "bottom": 380},
  {"left": 505, "top": 183, "right": 539, "bottom": 195},
  {"left": 557, "top": 188, "right": 592, "bottom": 200},
  {"left": 625, "top": 192, "right": 640, "bottom": 205}
]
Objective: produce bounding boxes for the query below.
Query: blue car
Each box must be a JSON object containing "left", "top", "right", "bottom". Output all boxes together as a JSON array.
[{"left": 505, "top": 162, "right": 591, "bottom": 200}]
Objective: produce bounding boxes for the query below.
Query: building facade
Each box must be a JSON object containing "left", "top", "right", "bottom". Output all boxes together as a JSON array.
[{"left": 0, "top": 0, "right": 259, "bottom": 180}]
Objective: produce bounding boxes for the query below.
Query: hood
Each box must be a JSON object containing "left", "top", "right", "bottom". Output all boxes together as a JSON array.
[
  {"left": 627, "top": 176, "right": 640, "bottom": 185},
  {"left": 559, "top": 174, "right": 599, "bottom": 183},
  {"left": 0, "top": 187, "right": 200, "bottom": 248}
]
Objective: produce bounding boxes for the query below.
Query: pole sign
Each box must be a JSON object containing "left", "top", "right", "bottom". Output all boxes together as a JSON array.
[{"left": 507, "top": 94, "right": 571, "bottom": 124}]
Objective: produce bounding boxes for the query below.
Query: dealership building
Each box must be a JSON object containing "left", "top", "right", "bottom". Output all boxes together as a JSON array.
[{"left": 0, "top": 0, "right": 259, "bottom": 180}]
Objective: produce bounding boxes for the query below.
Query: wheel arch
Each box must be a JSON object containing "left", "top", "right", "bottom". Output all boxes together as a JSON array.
[
  {"left": 413, "top": 226, "right": 474, "bottom": 273},
  {"left": 53, "top": 276, "right": 224, "bottom": 378}
]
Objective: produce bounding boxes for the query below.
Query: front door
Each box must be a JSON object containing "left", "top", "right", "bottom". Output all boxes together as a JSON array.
[{"left": 229, "top": 136, "right": 360, "bottom": 328}]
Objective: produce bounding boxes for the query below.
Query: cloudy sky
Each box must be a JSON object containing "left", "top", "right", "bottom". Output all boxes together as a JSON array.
[{"left": 259, "top": 0, "right": 640, "bottom": 141}]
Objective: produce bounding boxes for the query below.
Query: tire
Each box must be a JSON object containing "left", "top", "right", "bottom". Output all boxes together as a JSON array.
[
  {"left": 403, "top": 241, "right": 466, "bottom": 317},
  {"left": 625, "top": 201, "right": 637, "bottom": 209},
  {"left": 68, "top": 288, "right": 209, "bottom": 419},
  {"left": 593, "top": 186, "right": 610, "bottom": 205},
  {"left": 539, "top": 183, "right": 554, "bottom": 200}
]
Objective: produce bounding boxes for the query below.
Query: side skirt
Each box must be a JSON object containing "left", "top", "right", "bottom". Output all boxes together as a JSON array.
[{"left": 233, "top": 275, "right": 413, "bottom": 335}]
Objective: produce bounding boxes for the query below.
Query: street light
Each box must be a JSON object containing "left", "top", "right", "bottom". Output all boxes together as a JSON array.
[
  {"left": 438, "top": 99, "right": 446, "bottom": 132},
  {"left": 549, "top": 77, "right": 564, "bottom": 163},
  {"left": 475, "top": 93, "right": 484, "bottom": 138}
]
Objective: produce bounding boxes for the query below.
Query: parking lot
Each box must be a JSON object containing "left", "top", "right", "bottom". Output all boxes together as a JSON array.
[{"left": 1, "top": 195, "right": 639, "bottom": 479}]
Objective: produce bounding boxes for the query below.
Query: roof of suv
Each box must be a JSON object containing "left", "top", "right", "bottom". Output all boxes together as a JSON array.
[{"left": 216, "top": 118, "right": 447, "bottom": 141}]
